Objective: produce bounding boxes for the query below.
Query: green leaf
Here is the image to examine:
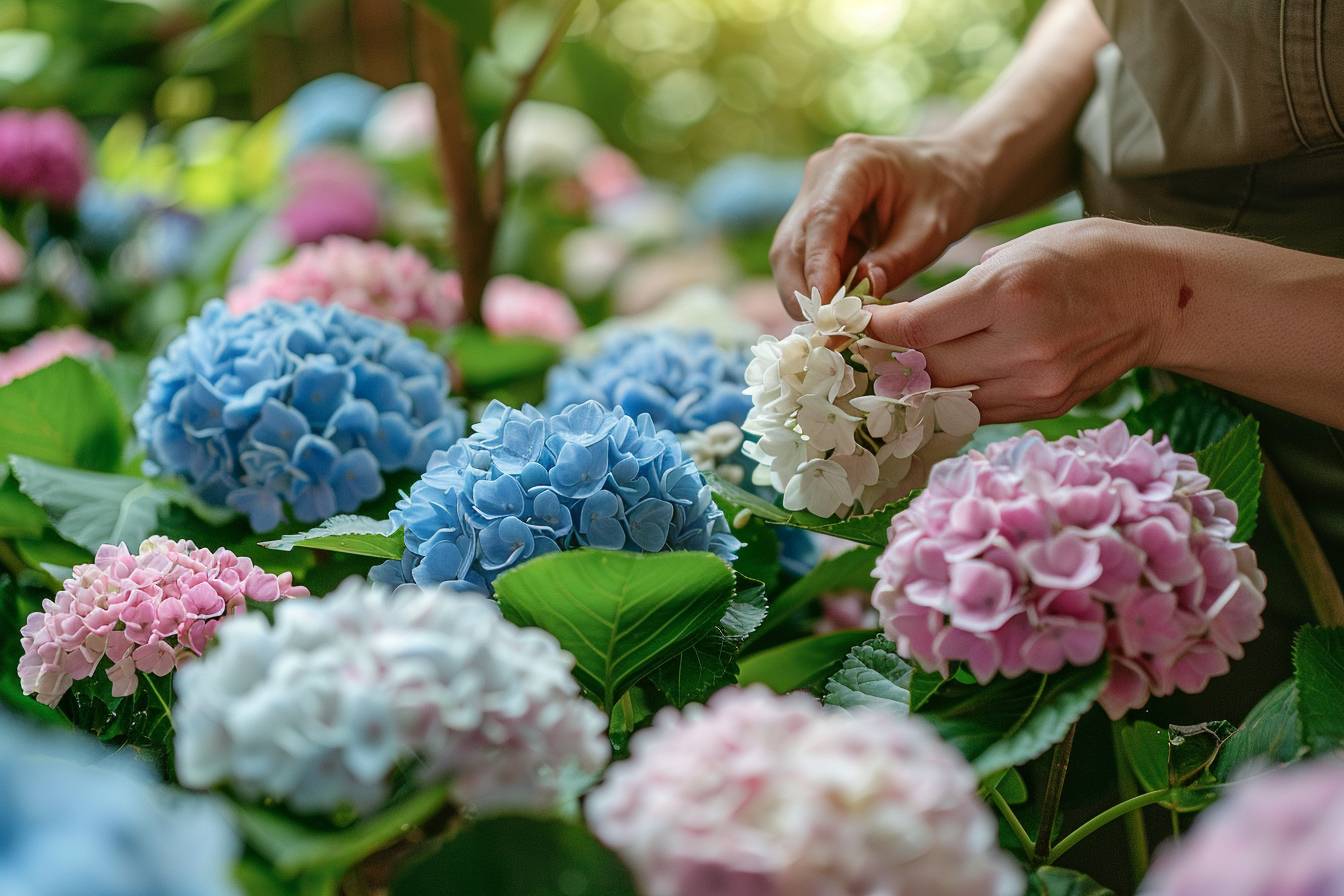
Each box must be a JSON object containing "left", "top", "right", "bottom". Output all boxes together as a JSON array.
[
  {"left": 995, "top": 767, "right": 1028, "bottom": 804},
  {"left": 649, "top": 573, "right": 767, "bottom": 707},
  {"left": 822, "top": 634, "right": 943, "bottom": 713},
  {"left": 439, "top": 326, "right": 560, "bottom": 392},
  {"left": 717, "top": 494, "right": 779, "bottom": 591},
  {"left": 919, "top": 661, "right": 1108, "bottom": 777},
  {"left": 0, "top": 576, "right": 67, "bottom": 727},
  {"left": 1214, "top": 679, "right": 1304, "bottom": 780},
  {"left": 707, "top": 473, "right": 915, "bottom": 546},
  {"left": 261, "top": 515, "right": 404, "bottom": 559},
  {"left": 494, "top": 550, "right": 736, "bottom": 711},
  {"left": 234, "top": 786, "right": 450, "bottom": 878},
  {"left": 0, "top": 472, "right": 47, "bottom": 538},
  {"left": 1120, "top": 721, "right": 1169, "bottom": 793},
  {"left": 737, "top": 629, "right": 876, "bottom": 693},
  {"left": 9, "top": 456, "right": 189, "bottom": 552},
  {"left": 748, "top": 545, "right": 880, "bottom": 645},
  {"left": 1193, "top": 416, "right": 1262, "bottom": 542},
  {"left": 1293, "top": 625, "right": 1344, "bottom": 754},
  {"left": 1027, "top": 867, "right": 1115, "bottom": 896},
  {"left": 415, "top": 0, "right": 494, "bottom": 48},
  {"left": 0, "top": 358, "right": 125, "bottom": 471},
  {"left": 1124, "top": 384, "right": 1243, "bottom": 454},
  {"left": 392, "top": 815, "right": 637, "bottom": 896}
]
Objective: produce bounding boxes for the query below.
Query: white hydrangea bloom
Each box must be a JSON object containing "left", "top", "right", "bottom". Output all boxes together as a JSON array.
[
  {"left": 174, "top": 578, "right": 610, "bottom": 816},
  {"left": 586, "top": 687, "right": 1024, "bottom": 896},
  {"left": 740, "top": 284, "right": 980, "bottom": 517}
]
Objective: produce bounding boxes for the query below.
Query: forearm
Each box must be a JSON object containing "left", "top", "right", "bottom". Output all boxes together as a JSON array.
[
  {"left": 1147, "top": 226, "right": 1344, "bottom": 430},
  {"left": 946, "top": 0, "right": 1109, "bottom": 224}
]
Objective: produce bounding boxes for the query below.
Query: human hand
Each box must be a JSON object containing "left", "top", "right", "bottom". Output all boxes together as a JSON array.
[
  {"left": 769, "top": 135, "right": 985, "bottom": 316},
  {"left": 867, "top": 218, "right": 1180, "bottom": 424}
]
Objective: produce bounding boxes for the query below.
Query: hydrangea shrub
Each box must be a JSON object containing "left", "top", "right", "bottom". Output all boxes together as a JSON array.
[
  {"left": 174, "top": 578, "right": 610, "bottom": 816},
  {"left": 135, "top": 300, "right": 465, "bottom": 532},
  {"left": 586, "top": 686, "right": 1023, "bottom": 896},
  {"left": 18, "top": 537, "right": 306, "bottom": 707},
  {"left": 376, "top": 400, "right": 739, "bottom": 590},
  {"left": 873, "top": 421, "right": 1267, "bottom": 718},
  {"left": 0, "top": 715, "right": 239, "bottom": 896}
]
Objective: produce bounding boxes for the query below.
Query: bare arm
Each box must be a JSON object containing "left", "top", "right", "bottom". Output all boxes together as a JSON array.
[{"left": 770, "top": 0, "right": 1110, "bottom": 305}]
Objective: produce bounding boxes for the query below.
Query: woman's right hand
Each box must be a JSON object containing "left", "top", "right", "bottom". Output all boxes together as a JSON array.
[{"left": 769, "top": 134, "right": 985, "bottom": 316}]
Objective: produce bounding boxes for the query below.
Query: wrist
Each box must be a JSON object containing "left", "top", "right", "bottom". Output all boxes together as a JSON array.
[{"left": 1124, "top": 223, "right": 1190, "bottom": 370}]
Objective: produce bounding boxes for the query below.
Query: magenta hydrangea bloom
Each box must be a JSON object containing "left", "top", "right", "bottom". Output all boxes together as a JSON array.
[
  {"left": 586, "top": 686, "right": 1023, "bottom": 896},
  {"left": 277, "top": 149, "right": 379, "bottom": 245},
  {"left": 1142, "top": 759, "right": 1344, "bottom": 896},
  {"left": 0, "top": 108, "right": 89, "bottom": 208},
  {"left": 873, "top": 421, "right": 1266, "bottom": 718},
  {"left": 481, "top": 274, "right": 581, "bottom": 343},
  {"left": 0, "top": 327, "right": 112, "bottom": 386},
  {"left": 17, "top": 537, "right": 307, "bottom": 707},
  {"left": 226, "top": 235, "right": 462, "bottom": 328}
]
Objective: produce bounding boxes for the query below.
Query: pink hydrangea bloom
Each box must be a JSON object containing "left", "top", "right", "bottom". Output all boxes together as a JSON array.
[
  {"left": 1142, "top": 759, "right": 1344, "bottom": 896},
  {"left": 0, "top": 327, "right": 112, "bottom": 386},
  {"left": 226, "top": 235, "right": 462, "bottom": 328},
  {"left": 17, "top": 537, "right": 307, "bottom": 707},
  {"left": 0, "top": 229, "right": 24, "bottom": 286},
  {"left": 579, "top": 146, "right": 643, "bottom": 206},
  {"left": 277, "top": 149, "right": 379, "bottom": 245},
  {"left": 873, "top": 421, "right": 1266, "bottom": 718},
  {"left": 0, "top": 108, "right": 89, "bottom": 208},
  {"left": 586, "top": 686, "right": 1023, "bottom": 896},
  {"left": 482, "top": 274, "right": 581, "bottom": 343}
]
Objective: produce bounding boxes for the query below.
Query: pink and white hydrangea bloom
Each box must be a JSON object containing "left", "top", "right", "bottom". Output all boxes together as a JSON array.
[
  {"left": 873, "top": 422, "right": 1267, "bottom": 718},
  {"left": 743, "top": 284, "right": 980, "bottom": 517},
  {"left": 1142, "top": 759, "right": 1344, "bottom": 896},
  {"left": 174, "top": 579, "right": 610, "bottom": 816},
  {"left": 226, "top": 235, "right": 463, "bottom": 328},
  {"left": 0, "top": 327, "right": 112, "bottom": 386},
  {"left": 0, "top": 229, "right": 25, "bottom": 286},
  {"left": 17, "top": 537, "right": 307, "bottom": 707},
  {"left": 481, "top": 274, "right": 582, "bottom": 343},
  {"left": 587, "top": 686, "right": 1023, "bottom": 896}
]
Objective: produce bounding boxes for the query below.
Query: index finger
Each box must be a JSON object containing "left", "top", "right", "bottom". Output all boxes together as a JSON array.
[{"left": 865, "top": 275, "right": 992, "bottom": 348}]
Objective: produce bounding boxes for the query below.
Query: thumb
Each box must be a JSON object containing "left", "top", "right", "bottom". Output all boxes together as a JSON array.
[{"left": 866, "top": 276, "right": 990, "bottom": 348}]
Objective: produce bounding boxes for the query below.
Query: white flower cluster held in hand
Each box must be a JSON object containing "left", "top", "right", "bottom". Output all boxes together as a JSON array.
[
  {"left": 586, "top": 686, "right": 1023, "bottom": 896},
  {"left": 173, "top": 579, "right": 609, "bottom": 816},
  {"left": 743, "top": 285, "right": 980, "bottom": 517}
]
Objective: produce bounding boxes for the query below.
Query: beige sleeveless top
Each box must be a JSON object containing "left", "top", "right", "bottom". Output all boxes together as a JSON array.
[{"left": 1075, "top": 0, "right": 1344, "bottom": 590}]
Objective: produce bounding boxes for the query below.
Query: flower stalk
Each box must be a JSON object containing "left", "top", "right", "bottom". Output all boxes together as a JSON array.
[{"left": 1032, "top": 721, "right": 1077, "bottom": 864}]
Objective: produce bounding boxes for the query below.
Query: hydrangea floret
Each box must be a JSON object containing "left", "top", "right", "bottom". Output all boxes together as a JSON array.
[
  {"left": 873, "top": 422, "right": 1267, "bottom": 718},
  {"left": 18, "top": 537, "right": 307, "bottom": 708},
  {"left": 135, "top": 300, "right": 466, "bottom": 532},
  {"left": 375, "top": 399, "right": 739, "bottom": 590},
  {"left": 226, "top": 236, "right": 463, "bottom": 328},
  {"left": 743, "top": 284, "right": 980, "bottom": 518},
  {"left": 173, "top": 578, "right": 610, "bottom": 816},
  {"left": 1141, "top": 759, "right": 1344, "bottom": 896},
  {"left": 544, "top": 330, "right": 753, "bottom": 481},
  {"left": 585, "top": 686, "right": 1023, "bottom": 896},
  {"left": 0, "top": 715, "right": 239, "bottom": 896}
]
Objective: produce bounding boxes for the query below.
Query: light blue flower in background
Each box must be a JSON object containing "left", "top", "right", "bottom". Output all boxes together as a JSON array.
[
  {"left": 0, "top": 715, "right": 239, "bottom": 896},
  {"left": 285, "top": 73, "right": 384, "bottom": 155},
  {"left": 136, "top": 299, "right": 465, "bottom": 532},
  {"left": 375, "top": 399, "right": 739, "bottom": 591},
  {"left": 687, "top": 153, "right": 805, "bottom": 233}
]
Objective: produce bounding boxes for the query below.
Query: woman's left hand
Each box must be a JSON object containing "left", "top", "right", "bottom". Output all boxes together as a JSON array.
[{"left": 867, "top": 217, "right": 1182, "bottom": 423}]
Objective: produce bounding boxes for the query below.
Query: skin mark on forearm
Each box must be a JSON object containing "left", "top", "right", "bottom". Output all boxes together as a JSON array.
[{"left": 1178, "top": 284, "right": 1193, "bottom": 309}]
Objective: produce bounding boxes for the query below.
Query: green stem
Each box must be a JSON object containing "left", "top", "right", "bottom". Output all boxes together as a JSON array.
[
  {"left": 144, "top": 675, "right": 173, "bottom": 729},
  {"left": 1169, "top": 808, "right": 1181, "bottom": 843},
  {"left": 0, "top": 540, "right": 27, "bottom": 577},
  {"left": 1111, "top": 719, "right": 1150, "bottom": 880},
  {"left": 988, "top": 787, "right": 1035, "bottom": 856},
  {"left": 1047, "top": 789, "right": 1170, "bottom": 865},
  {"left": 1032, "top": 721, "right": 1077, "bottom": 865}
]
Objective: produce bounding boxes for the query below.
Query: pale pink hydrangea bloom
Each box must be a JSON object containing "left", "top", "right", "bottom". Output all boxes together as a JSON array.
[
  {"left": 873, "top": 421, "right": 1266, "bottom": 718},
  {"left": 0, "top": 229, "right": 25, "bottom": 286},
  {"left": 1142, "top": 759, "right": 1344, "bottom": 896},
  {"left": 226, "top": 235, "right": 462, "bottom": 328},
  {"left": 587, "top": 686, "right": 1024, "bottom": 896},
  {"left": 0, "top": 327, "right": 112, "bottom": 386},
  {"left": 579, "top": 146, "right": 644, "bottom": 206},
  {"left": 481, "top": 274, "right": 581, "bottom": 343},
  {"left": 17, "top": 537, "right": 307, "bottom": 707},
  {"left": 277, "top": 149, "right": 379, "bottom": 245}
]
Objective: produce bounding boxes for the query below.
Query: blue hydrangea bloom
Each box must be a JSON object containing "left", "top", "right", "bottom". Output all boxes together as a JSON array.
[
  {"left": 135, "top": 299, "right": 465, "bottom": 532},
  {"left": 543, "top": 330, "right": 752, "bottom": 433},
  {"left": 687, "top": 154, "right": 805, "bottom": 232},
  {"left": 285, "top": 73, "right": 383, "bottom": 154},
  {"left": 374, "top": 399, "right": 740, "bottom": 590},
  {"left": 77, "top": 181, "right": 147, "bottom": 253},
  {"left": 0, "top": 715, "right": 238, "bottom": 896}
]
